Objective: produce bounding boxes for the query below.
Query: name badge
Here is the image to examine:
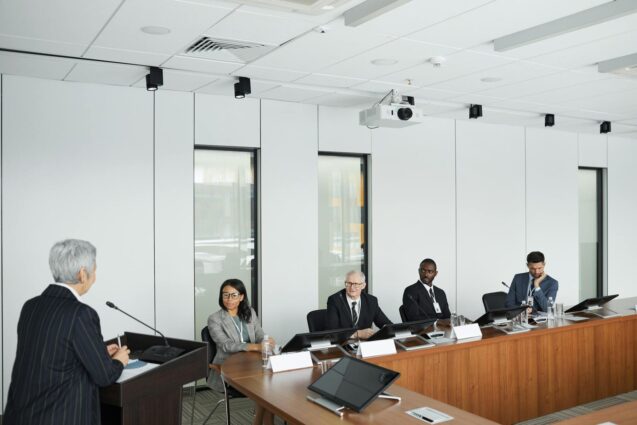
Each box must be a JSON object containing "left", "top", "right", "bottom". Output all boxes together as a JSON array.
[{"left": 433, "top": 302, "right": 442, "bottom": 314}]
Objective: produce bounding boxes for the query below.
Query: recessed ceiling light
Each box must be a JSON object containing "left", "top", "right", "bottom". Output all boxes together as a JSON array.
[
  {"left": 322, "top": 5, "right": 335, "bottom": 10},
  {"left": 480, "top": 77, "right": 503, "bottom": 83},
  {"left": 371, "top": 58, "right": 398, "bottom": 66},
  {"left": 141, "top": 26, "right": 171, "bottom": 35}
]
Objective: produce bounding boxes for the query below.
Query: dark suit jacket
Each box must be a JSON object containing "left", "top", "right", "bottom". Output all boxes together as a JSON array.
[
  {"left": 505, "top": 272, "right": 559, "bottom": 312},
  {"left": 4, "top": 284, "right": 124, "bottom": 425},
  {"left": 326, "top": 289, "right": 392, "bottom": 331},
  {"left": 402, "top": 281, "right": 451, "bottom": 321}
]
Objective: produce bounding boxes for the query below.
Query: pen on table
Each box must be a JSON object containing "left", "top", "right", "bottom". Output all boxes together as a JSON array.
[
  {"left": 413, "top": 412, "right": 433, "bottom": 423},
  {"left": 117, "top": 334, "right": 122, "bottom": 348}
]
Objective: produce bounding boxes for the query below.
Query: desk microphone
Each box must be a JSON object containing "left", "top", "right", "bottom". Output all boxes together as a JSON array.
[
  {"left": 501, "top": 281, "right": 510, "bottom": 289},
  {"left": 407, "top": 295, "right": 434, "bottom": 320},
  {"left": 106, "top": 301, "right": 184, "bottom": 363}
]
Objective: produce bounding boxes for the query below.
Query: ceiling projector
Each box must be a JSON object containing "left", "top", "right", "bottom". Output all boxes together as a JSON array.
[{"left": 359, "top": 90, "right": 424, "bottom": 128}]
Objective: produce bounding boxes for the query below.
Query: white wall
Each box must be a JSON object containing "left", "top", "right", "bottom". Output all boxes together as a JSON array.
[
  {"left": 371, "top": 118, "right": 456, "bottom": 322},
  {"left": 579, "top": 134, "right": 608, "bottom": 168},
  {"left": 526, "top": 128, "right": 579, "bottom": 306},
  {"left": 607, "top": 136, "right": 637, "bottom": 298},
  {"left": 195, "top": 94, "right": 260, "bottom": 148},
  {"left": 1, "top": 76, "right": 155, "bottom": 406},
  {"left": 318, "top": 106, "right": 371, "bottom": 154},
  {"left": 456, "top": 121, "right": 526, "bottom": 320},
  {"left": 155, "top": 90, "right": 195, "bottom": 339},
  {"left": 260, "top": 100, "right": 319, "bottom": 343}
]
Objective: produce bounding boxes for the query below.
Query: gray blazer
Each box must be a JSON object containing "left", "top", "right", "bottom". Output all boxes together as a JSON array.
[{"left": 207, "top": 307, "right": 264, "bottom": 392}]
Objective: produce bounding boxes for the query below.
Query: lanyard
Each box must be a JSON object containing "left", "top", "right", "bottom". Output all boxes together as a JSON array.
[{"left": 231, "top": 317, "right": 245, "bottom": 342}]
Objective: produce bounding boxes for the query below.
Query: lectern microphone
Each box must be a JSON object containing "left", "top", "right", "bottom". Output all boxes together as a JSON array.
[{"left": 106, "top": 301, "right": 184, "bottom": 364}]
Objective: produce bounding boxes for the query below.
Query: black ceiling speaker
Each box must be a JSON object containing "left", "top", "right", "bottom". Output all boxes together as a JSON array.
[
  {"left": 469, "top": 104, "right": 483, "bottom": 119},
  {"left": 545, "top": 114, "right": 555, "bottom": 127},
  {"left": 145, "top": 67, "right": 163, "bottom": 91},
  {"left": 234, "top": 77, "right": 251, "bottom": 99},
  {"left": 600, "top": 121, "right": 611, "bottom": 134}
]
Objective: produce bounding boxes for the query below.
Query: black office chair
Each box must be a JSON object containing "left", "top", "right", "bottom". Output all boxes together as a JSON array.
[
  {"left": 306, "top": 309, "right": 328, "bottom": 332},
  {"left": 399, "top": 305, "right": 408, "bottom": 322},
  {"left": 199, "top": 326, "right": 246, "bottom": 425},
  {"left": 482, "top": 291, "right": 508, "bottom": 313}
]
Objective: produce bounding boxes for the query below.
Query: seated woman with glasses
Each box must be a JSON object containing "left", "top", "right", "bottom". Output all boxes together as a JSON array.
[
  {"left": 326, "top": 270, "right": 393, "bottom": 340},
  {"left": 207, "top": 278, "right": 275, "bottom": 425}
]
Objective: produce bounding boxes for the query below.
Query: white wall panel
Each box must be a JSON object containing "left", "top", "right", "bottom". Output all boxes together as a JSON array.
[
  {"left": 260, "top": 100, "right": 318, "bottom": 343},
  {"left": 456, "top": 121, "right": 526, "bottom": 321},
  {"left": 0, "top": 74, "right": 3, "bottom": 407},
  {"left": 318, "top": 106, "right": 371, "bottom": 153},
  {"left": 195, "top": 94, "right": 260, "bottom": 148},
  {"left": 371, "top": 118, "right": 456, "bottom": 322},
  {"left": 155, "top": 90, "right": 195, "bottom": 340},
  {"left": 1, "top": 76, "right": 154, "bottom": 407},
  {"left": 526, "top": 128, "right": 579, "bottom": 306},
  {"left": 607, "top": 136, "right": 637, "bottom": 298},
  {"left": 578, "top": 133, "right": 608, "bottom": 168}
]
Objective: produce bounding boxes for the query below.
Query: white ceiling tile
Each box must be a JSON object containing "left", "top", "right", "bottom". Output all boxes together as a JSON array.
[
  {"left": 259, "top": 85, "right": 331, "bottom": 102},
  {"left": 251, "top": 20, "right": 395, "bottom": 72},
  {"left": 350, "top": 79, "right": 415, "bottom": 94},
  {"left": 430, "top": 60, "right": 561, "bottom": 93},
  {"left": 409, "top": 86, "right": 462, "bottom": 101},
  {"left": 353, "top": 0, "right": 493, "bottom": 38},
  {"left": 162, "top": 55, "right": 244, "bottom": 74},
  {"left": 65, "top": 61, "right": 148, "bottom": 86},
  {"left": 489, "top": 99, "right": 555, "bottom": 115},
  {"left": 83, "top": 46, "right": 169, "bottom": 66},
  {"left": 91, "top": 0, "right": 235, "bottom": 55},
  {"left": 0, "top": 0, "right": 121, "bottom": 55},
  {"left": 132, "top": 69, "right": 218, "bottom": 91},
  {"left": 521, "top": 76, "right": 637, "bottom": 104},
  {"left": 447, "top": 93, "right": 506, "bottom": 107},
  {"left": 528, "top": 29, "right": 637, "bottom": 69},
  {"left": 204, "top": 7, "right": 316, "bottom": 46},
  {"left": 294, "top": 73, "right": 366, "bottom": 88},
  {"left": 320, "top": 38, "right": 458, "bottom": 80},
  {"left": 0, "top": 51, "right": 76, "bottom": 80},
  {"left": 616, "top": 118, "right": 637, "bottom": 126},
  {"left": 231, "top": 65, "right": 308, "bottom": 82},
  {"left": 406, "top": 0, "right": 607, "bottom": 49}
]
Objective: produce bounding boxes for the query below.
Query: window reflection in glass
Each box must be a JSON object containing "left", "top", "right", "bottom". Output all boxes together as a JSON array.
[
  {"left": 318, "top": 155, "right": 367, "bottom": 308},
  {"left": 194, "top": 149, "right": 256, "bottom": 333}
]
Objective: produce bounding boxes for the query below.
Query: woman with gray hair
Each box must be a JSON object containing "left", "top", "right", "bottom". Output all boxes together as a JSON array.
[{"left": 4, "top": 239, "right": 130, "bottom": 425}]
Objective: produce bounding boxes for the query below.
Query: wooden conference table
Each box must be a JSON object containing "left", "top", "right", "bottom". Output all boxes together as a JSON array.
[
  {"left": 222, "top": 352, "right": 499, "bottom": 424},
  {"left": 223, "top": 297, "right": 637, "bottom": 425}
]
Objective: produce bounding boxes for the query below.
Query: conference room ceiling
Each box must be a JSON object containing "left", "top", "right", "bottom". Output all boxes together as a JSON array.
[{"left": 0, "top": 0, "right": 636, "bottom": 137}]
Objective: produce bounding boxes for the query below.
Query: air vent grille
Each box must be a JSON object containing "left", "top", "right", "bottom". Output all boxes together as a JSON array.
[{"left": 186, "top": 37, "right": 265, "bottom": 54}]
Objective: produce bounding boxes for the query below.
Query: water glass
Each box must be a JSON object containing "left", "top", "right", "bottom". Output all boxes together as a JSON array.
[
  {"left": 457, "top": 315, "right": 466, "bottom": 326},
  {"left": 261, "top": 335, "right": 272, "bottom": 368},
  {"left": 450, "top": 312, "right": 458, "bottom": 327},
  {"left": 555, "top": 303, "right": 564, "bottom": 318}
]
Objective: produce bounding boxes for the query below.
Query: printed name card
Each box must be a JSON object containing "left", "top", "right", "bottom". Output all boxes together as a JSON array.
[
  {"left": 268, "top": 351, "right": 313, "bottom": 373},
  {"left": 358, "top": 339, "right": 397, "bottom": 358},
  {"left": 451, "top": 323, "right": 482, "bottom": 340}
]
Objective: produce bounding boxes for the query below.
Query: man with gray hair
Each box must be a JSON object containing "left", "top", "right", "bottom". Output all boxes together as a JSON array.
[
  {"left": 326, "top": 270, "right": 392, "bottom": 339},
  {"left": 4, "top": 239, "right": 129, "bottom": 425}
]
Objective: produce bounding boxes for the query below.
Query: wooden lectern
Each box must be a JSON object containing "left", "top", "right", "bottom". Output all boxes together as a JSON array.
[{"left": 100, "top": 332, "right": 207, "bottom": 425}]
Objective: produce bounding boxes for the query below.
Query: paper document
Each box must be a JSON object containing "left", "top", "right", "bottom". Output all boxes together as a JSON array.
[{"left": 116, "top": 359, "right": 159, "bottom": 383}]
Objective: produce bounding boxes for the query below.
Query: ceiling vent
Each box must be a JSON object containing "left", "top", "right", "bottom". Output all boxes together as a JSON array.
[
  {"left": 184, "top": 37, "right": 276, "bottom": 63},
  {"left": 229, "top": 0, "right": 352, "bottom": 15}
]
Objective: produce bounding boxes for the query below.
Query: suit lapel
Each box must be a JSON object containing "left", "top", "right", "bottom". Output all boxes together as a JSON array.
[{"left": 220, "top": 311, "right": 240, "bottom": 341}]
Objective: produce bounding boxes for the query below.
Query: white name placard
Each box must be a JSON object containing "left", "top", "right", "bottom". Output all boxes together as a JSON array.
[
  {"left": 358, "top": 339, "right": 397, "bottom": 358},
  {"left": 268, "top": 351, "right": 313, "bottom": 373},
  {"left": 451, "top": 323, "right": 482, "bottom": 340}
]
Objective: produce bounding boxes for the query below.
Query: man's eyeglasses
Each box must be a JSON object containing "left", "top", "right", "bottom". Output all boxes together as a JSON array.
[
  {"left": 222, "top": 292, "right": 241, "bottom": 300},
  {"left": 345, "top": 282, "right": 364, "bottom": 288}
]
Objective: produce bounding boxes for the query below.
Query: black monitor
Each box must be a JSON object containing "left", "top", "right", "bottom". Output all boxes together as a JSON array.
[
  {"left": 565, "top": 294, "right": 619, "bottom": 313},
  {"left": 367, "top": 319, "right": 437, "bottom": 342},
  {"left": 281, "top": 327, "right": 355, "bottom": 353},
  {"left": 308, "top": 356, "right": 400, "bottom": 412},
  {"left": 474, "top": 305, "right": 526, "bottom": 327}
]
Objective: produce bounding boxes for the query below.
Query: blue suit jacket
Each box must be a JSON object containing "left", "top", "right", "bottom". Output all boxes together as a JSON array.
[
  {"left": 505, "top": 272, "right": 559, "bottom": 312},
  {"left": 4, "top": 284, "right": 123, "bottom": 425}
]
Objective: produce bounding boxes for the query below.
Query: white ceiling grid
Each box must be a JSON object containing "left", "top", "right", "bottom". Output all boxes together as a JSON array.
[{"left": 0, "top": 0, "right": 635, "bottom": 136}]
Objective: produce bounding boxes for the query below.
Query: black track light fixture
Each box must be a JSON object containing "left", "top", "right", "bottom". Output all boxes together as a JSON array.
[
  {"left": 469, "top": 104, "right": 483, "bottom": 119},
  {"left": 600, "top": 121, "right": 611, "bottom": 134},
  {"left": 234, "top": 77, "right": 251, "bottom": 99},
  {"left": 544, "top": 114, "right": 555, "bottom": 127},
  {"left": 145, "top": 67, "right": 163, "bottom": 91}
]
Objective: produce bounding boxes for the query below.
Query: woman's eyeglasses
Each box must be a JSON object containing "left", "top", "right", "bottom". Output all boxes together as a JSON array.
[{"left": 222, "top": 292, "right": 241, "bottom": 300}]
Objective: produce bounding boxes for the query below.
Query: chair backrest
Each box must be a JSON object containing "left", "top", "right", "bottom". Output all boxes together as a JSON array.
[
  {"left": 399, "top": 305, "right": 407, "bottom": 322},
  {"left": 482, "top": 291, "right": 508, "bottom": 313},
  {"left": 306, "top": 309, "right": 328, "bottom": 332},
  {"left": 201, "top": 326, "right": 216, "bottom": 365}
]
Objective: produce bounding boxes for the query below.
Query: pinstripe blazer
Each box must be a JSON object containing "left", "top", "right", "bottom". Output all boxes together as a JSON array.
[
  {"left": 207, "top": 308, "right": 264, "bottom": 392},
  {"left": 3, "top": 284, "right": 124, "bottom": 425}
]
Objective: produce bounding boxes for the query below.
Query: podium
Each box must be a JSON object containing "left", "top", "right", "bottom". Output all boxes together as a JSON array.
[{"left": 100, "top": 332, "right": 207, "bottom": 425}]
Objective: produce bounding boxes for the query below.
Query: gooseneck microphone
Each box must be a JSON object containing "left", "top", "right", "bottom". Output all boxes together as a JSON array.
[
  {"left": 407, "top": 294, "right": 434, "bottom": 319},
  {"left": 106, "top": 301, "right": 184, "bottom": 364},
  {"left": 501, "top": 281, "right": 510, "bottom": 289}
]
